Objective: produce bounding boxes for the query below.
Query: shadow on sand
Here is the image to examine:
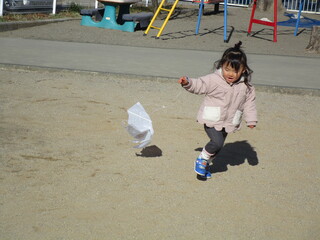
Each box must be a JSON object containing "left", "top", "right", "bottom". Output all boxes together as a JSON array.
[
  {"left": 195, "top": 140, "right": 259, "bottom": 181},
  {"left": 135, "top": 145, "right": 162, "bottom": 157},
  {"left": 135, "top": 141, "right": 258, "bottom": 180}
]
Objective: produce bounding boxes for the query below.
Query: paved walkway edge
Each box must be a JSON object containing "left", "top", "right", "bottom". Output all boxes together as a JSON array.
[
  {"left": 1, "top": 63, "right": 319, "bottom": 96},
  {"left": 0, "top": 18, "right": 80, "bottom": 32}
]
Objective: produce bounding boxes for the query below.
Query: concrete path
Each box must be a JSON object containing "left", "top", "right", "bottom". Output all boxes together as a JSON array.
[{"left": 1, "top": 37, "right": 319, "bottom": 90}]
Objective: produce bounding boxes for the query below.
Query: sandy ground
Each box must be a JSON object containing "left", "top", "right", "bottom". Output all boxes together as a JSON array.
[
  {"left": 0, "top": 5, "right": 320, "bottom": 57},
  {"left": 0, "top": 66, "right": 320, "bottom": 239},
  {"left": 0, "top": 4, "right": 320, "bottom": 240}
]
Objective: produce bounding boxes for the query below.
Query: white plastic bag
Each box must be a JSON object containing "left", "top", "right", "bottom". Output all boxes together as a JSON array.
[{"left": 126, "top": 102, "right": 154, "bottom": 148}]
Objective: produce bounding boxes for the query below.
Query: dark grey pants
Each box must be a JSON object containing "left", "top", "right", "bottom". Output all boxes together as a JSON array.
[{"left": 204, "top": 125, "right": 228, "bottom": 155}]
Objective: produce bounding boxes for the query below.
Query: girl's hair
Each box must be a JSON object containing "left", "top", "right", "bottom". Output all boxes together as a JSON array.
[{"left": 214, "top": 41, "right": 253, "bottom": 87}]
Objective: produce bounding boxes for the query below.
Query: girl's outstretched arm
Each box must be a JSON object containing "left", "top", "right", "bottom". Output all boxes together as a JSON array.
[{"left": 179, "top": 74, "right": 215, "bottom": 95}]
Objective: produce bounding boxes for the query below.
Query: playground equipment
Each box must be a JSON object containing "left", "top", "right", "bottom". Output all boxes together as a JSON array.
[
  {"left": 143, "top": 0, "right": 230, "bottom": 42},
  {"left": 143, "top": 0, "right": 180, "bottom": 38},
  {"left": 247, "top": 0, "right": 278, "bottom": 42},
  {"left": 195, "top": 0, "right": 229, "bottom": 43},
  {"left": 278, "top": 0, "right": 320, "bottom": 36},
  {"left": 248, "top": 0, "right": 319, "bottom": 41},
  {"left": 80, "top": 0, "right": 153, "bottom": 32}
]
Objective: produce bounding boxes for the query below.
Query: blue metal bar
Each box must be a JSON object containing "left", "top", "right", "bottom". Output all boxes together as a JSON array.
[
  {"left": 224, "top": 0, "right": 227, "bottom": 42},
  {"left": 195, "top": 0, "right": 205, "bottom": 34},
  {"left": 294, "top": 0, "right": 304, "bottom": 36}
]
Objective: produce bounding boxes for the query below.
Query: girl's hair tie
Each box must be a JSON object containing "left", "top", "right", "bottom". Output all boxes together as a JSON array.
[{"left": 234, "top": 41, "right": 242, "bottom": 50}]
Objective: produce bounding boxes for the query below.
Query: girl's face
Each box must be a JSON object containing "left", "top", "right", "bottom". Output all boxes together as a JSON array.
[{"left": 222, "top": 62, "right": 245, "bottom": 84}]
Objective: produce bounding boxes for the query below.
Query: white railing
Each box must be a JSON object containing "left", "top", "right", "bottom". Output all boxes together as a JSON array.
[
  {"left": 227, "top": 0, "right": 251, "bottom": 7},
  {"left": 227, "top": 0, "right": 319, "bottom": 13},
  {"left": 283, "top": 0, "right": 319, "bottom": 13},
  {"left": 179, "top": 0, "right": 319, "bottom": 13}
]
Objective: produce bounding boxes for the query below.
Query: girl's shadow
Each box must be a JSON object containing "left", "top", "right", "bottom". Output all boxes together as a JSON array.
[{"left": 195, "top": 140, "right": 259, "bottom": 174}]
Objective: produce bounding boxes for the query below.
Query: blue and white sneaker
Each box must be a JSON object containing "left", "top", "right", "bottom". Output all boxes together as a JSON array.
[
  {"left": 205, "top": 170, "right": 212, "bottom": 179},
  {"left": 194, "top": 157, "right": 208, "bottom": 176}
]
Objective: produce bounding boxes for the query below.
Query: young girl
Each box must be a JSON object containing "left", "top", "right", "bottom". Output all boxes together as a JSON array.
[{"left": 178, "top": 41, "right": 257, "bottom": 179}]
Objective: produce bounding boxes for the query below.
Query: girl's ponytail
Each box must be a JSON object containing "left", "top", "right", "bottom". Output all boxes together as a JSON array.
[{"left": 234, "top": 41, "right": 242, "bottom": 50}]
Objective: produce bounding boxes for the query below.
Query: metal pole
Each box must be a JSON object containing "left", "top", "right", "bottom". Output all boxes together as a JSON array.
[
  {"left": 195, "top": 0, "right": 204, "bottom": 35},
  {"left": 52, "top": 0, "right": 56, "bottom": 14},
  {"left": 0, "top": 0, "right": 4, "bottom": 17},
  {"left": 273, "top": 0, "right": 277, "bottom": 42},
  {"left": 294, "top": 0, "right": 303, "bottom": 36},
  {"left": 224, "top": 0, "right": 227, "bottom": 42}
]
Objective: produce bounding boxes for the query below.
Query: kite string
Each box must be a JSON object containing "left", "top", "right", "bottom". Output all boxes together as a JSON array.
[{"left": 148, "top": 90, "right": 182, "bottom": 115}]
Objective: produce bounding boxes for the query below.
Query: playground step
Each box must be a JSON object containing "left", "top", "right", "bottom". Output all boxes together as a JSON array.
[
  {"left": 80, "top": 8, "right": 104, "bottom": 21},
  {"left": 122, "top": 12, "right": 154, "bottom": 28}
]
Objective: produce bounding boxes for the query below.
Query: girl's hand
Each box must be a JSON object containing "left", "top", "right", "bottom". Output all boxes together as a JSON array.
[
  {"left": 248, "top": 125, "right": 255, "bottom": 129},
  {"left": 178, "top": 76, "right": 189, "bottom": 86}
]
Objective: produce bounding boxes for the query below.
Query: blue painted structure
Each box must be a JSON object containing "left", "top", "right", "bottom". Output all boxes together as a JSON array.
[
  {"left": 80, "top": 0, "right": 138, "bottom": 32},
  {"left": 195, "top": 0, "right": 229, "bottom": 42}
]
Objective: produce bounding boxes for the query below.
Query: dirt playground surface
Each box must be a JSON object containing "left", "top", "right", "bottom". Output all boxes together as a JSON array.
[
  {"left": 0, "top": 65, "right": 319, "bottom": 239},
  {"left": 0, "top": 4, "right": 320, "bottom": 240}
]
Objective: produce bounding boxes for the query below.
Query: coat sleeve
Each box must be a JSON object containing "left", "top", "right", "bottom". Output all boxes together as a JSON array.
[
  {"left": 243, "top": 86, "right": 258, "bottom": 126},
  {"left": 183, "top": 74, "right": 217, "bottom": 95}
]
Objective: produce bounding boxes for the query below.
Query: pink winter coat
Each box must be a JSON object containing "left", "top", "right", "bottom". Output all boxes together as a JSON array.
[{"left": 183, "top": 69, "right": 257, "bottom": 133}]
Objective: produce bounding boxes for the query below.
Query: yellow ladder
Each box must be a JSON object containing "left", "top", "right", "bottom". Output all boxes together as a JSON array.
[{"left": 143, "top": 0, "right": 180, "bottom": 39}]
